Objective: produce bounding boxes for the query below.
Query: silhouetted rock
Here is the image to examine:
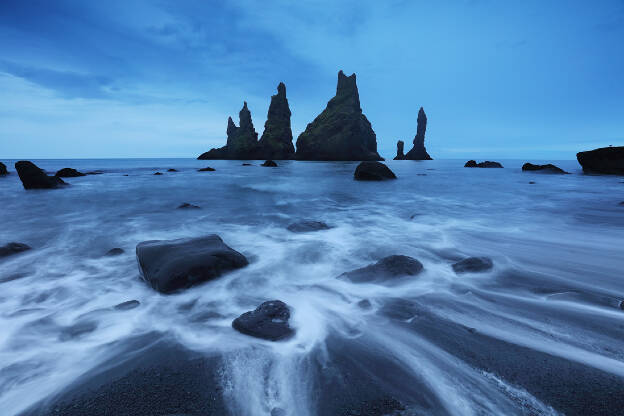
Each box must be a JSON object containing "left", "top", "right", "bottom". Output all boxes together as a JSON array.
[
  {"left": 577, "top": 146, "right": 624, "bottom": 175},
  {"left": 529, "top": 181, "right": 536, "bottom": 184},
  {"left": 0, "top": 242, "right": 31, "bottom": 258},
  {"left": 55, "top": 168, "right": 86, "bottom": 177},
  {"left": 464, "top": 160, "right": 503, "bottom": 168},
  {"left": 287, "top": 220, "right": 331, "bottom": 233},
  {"left": 354, "top": 161, "right": 397, "bottom": 181},
  {"left": 167, "top": 168, "right": 178, "bottom": 172},
  {"left": 339, "top": 255, "right": 424, "bottom": 283},
  {"left": 257, "top": 82, "right": 295, "bottom": 159},
  {"left": 198, "top": 167, "right": 215, "bottom": 172},
  {"left": 295, "top": 71, "right": 382, "bottom": 161},
  {"left": 153, "top": 172, "right": 163, "bottom": 176},
  {"left": 404, "top": 107, "right": 432, "bottom": 160},
  {"left": 242, "top": 163, "right": 252, "bottom": 166},
  {"left": 452, "top": 257, "right": 493, "bottom": 273},
  {"left": 261, "top": 160, "right": 277, "bottom": 167},
  {"left": 177, "top": 203, "right": 200, "bottom": 209},
  {"left": 105, "top": 248, "right": 124, "bottom": 256},
  {"left": 393, "top": 140, "right": 405, "bottom": 160},
  {"left": 15, "top": 161, "right": 67, "bottom": 189},
  {"left": 0, "top": 162, "right": 8, "bottom": 175},
  {"left": 114, "top": 300, "right": 140, "bottom": 310},
  {"left": 136, "top": 235, "right": 248, "bottom": 293},
  {"left": 232, "top": 300, "right": 294, "bottom": 341},
  {"left": 522, "top": 163, "right": 568, "bottom": 174},
  {"left": 198, "top": 103, "right": 260, "bottom": 160},
  {"left": 86, "top": 170, "right": 104, "bottom": 175}
]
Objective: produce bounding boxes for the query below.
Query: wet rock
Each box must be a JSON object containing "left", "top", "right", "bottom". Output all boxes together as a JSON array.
[
  {"left": 257, "top": 82, "right": 295, "bottom": 160},
  {"left": 452, "top": 257, "right": 493, "bottom": 273},
  {"left": 0, "top": 162, "right": 8, "bottom": 175},
  {"left": 529, "top": 181, "right": 536, "bottom": 184},
  {"left": 339, "top": 255, "right": 424, "bottom": 283},
  {"left": 198, "top": 102, "right": 259, "bottom": 160},
  {"left": 619, "top": 300, "right": 624, "bottom": 310},
  {"left": 232, "top": 300, "right": 294, "bottom": 341},
  {"left": 55, "top": 168, "right": 86, "bottom": 177},
  {"left": 393, "top": 140, "right": 405, "bottom": 160},
  {"left": 522, "top": 163, "right": 568, "bottom": 174},
  {"left": 354, "top": 161, "right": 397, "bottom": 181},
  {"left": 404, "top": 107, "right": 432, "bottom": 160},
  {"left": 287, "top": 220, "right": 331, "bottom": 233},
  {"left": 295, "top": 71, "right": 382, "bottom": 161},
  {"left": 0, "top": 242, "right": 32, "bottom": 258},
  {"left": 167, "top": 168, "right": 178, "bottom": 172},
  {"left": 464, "top": 160, "right": 503, "bottom": 168},
  {"left": 271, "top": 407, "right": 287, "bottom": 416},
  {"left": 59, "top": 320, "right": 97, "bottom": 341},
  {"left": 261, "top": 160, "right": 278, "bottom": 167},
  {"left": 136, "top": 235, "right": 249, "bottom": 294},
  {"left": 105, "top": 248, "right": 124, "bottom": 256},
  {"left": 114, "top": 300, "right": 140, "bottom": 310},
  {"left": 177, "top": 203, "right": 200, "bottom": 209},
  {"left": 15, "top": 161, "right": 67, "bottom": 189},
  {"left": 242, "top": 163, "right": 252, "bottom": 166},
  {"left": 577, "top": 146, "right": 624, "bottom": 175},
  {"left": 153, "top": 172, "right": 163, "bottom": 176},
  {"left": 198, "top": 167, "right": 215, "bottom": 172},
  {"left": 357, "top": 299, "right": 372, "bottom": 309}
]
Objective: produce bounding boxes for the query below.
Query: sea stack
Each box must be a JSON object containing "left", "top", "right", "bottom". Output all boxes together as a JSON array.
[
  {"left": 257, "top": 82, "right": 295, "bottom": 159},
  {"left": 404, "top": 107, "right": 432, "bottom": 160},
  {"left": 295, "top": 71, "right": 382, "bottom": 161},
  {"left": 394, "top": 140, "right": 405, "bottom": 160},
  {"left": 576, "top": 146, "right": 624, "bottom": 175},
  {"left": 198, "top": 102, "right": 259, "bottom": 160},
  {"left": 15, "top": 161, "right": 67, "bottom": 189}
]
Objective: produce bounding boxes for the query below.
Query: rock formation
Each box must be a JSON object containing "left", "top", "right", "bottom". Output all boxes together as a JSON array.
[
  {"left": 522, "top": 163, "right": 568, "bottom": 174},
  {"left": 257, "top": 83, "right": 295, "bottom": 159},
  {"left": 354, "top": 161, "right": 396, "bottom": 181},
  {"left": 0, "top": 162, "right": 8, "bottom": 175},
  {"left": 576, "top": 146, "right": 624, "bottom": 175},
  {"left": 403, "top": 107, "right": 432, "bottom": 160},
  {"left": 198, "top": 102, "right": 259, "bottom": 160},
  {"left": 295, "top": 71, "right": 382, "bottom": 161},
  {"left": 15, "top": 161, "right": 67, "bottom": 189},
  {"left": 339, "top": 255, "right": 424, "bottom": 284},
  {"left": 393, "top": 140, "right": 405, "bottom": 160},
  {"left": 464, "top": 160, "right": 503, "bottom": 168},
  {"left": 55, "top": 168, "right": 86, "bottom": 177},
  {"left": 261, "top": 160, "right": 277, "bottom": 167},
  {"left": 232, "top": 300, "right": 294, "bottom": 341},
  {"left": 0, "top": 242, "right": 31, "bottom": 258}
]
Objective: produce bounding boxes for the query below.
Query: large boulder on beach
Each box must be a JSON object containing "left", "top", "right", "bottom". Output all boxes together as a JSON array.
[
  {"left": 136, "top": 235, "right": 249, "bottom": 293},
  {"left": 15, "top": 161, "right": 67, "bottom": 189},
  {"left": 0, "top": 162, "right": 7, "bottom": 175},
  {"left": 465, "top": 160, "right": 503, "bottom": 168},
  {"left": 452, "top": 257, "right": 493, "bottom": 273},
  {"left": 55, "top": 168, "right": 86, "bottom": 177},
  {"left": 232, "top": 300, "right": 294, "bottom": 341},
  {"left": 404, "top": 107, "right": 433, "bottom": 160},
  {"left": 522, "top": 163, "right": 568, "bottom": 174},
  {"left": 339, "top": 255, "right": 423, "bottom": 283},
  {"left": 0, "top": 242, "right": 31, "bottom": 258},
  {"left": 354, "top": 161, "right": 397, "bottom": 181},
  {"left": 295, "top": 71, "right": 382, "bottom": 161},
  {"left": 576, "top": 146, "right": 624, "bottom": 175}
]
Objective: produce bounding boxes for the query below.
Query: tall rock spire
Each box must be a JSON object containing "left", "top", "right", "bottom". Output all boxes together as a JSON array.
[
  {"left": 394, "top": 140, "right": 405, "bottom": 160},
  {"left": 404, "top": 107, "right": 432, "bottom": 160},
  {"left": 198, "top": 102, "right": 259, "bottom": 160},
  {"left": 257, "top": 82, "right": 295, "bottom": 159}
]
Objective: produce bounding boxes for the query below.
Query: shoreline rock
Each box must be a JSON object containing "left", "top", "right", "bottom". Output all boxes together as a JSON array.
[
  {"left": 464, "top": 160, "right": 503, "bottom": 168},
  {"left": 339, "top": 255, "right": 424, "bottom": 283},
  {"left": 232, "top": 300, "right": 294, "bottom": 341},
  {"left": 354, "top": 161, "right": 397, "bottom": 181},
  {"left": 522, "top": 163, "right": 568, "bottom": 174},
  {"left": 577, "top": 146, "right": 624, "bottom": 175},
  {"left": 15, "top": 161, "right": 67, "bottom": 189}
]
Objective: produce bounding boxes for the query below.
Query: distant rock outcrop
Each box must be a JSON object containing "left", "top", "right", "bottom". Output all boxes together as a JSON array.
[
  {"left": 464, "top": 160, "right": 503, "bottom": 168},
  {"left": 354, "top": 161, "right": 397, "bottom": 181},
  {"left": 0, "top": 162, "right": 8, "bottom": 175},
  {"left": 295, "top": 71, "right": 382, "bottom": 161},
  {"left": 55, "top": 168, "right": 86, "bottom": 177},
  {"left": 257, "top": 83, "right": 295, "bottom": 159},
  {"left": 393, "top": 140, "right": 405, "bottom": 160},
  {"left": 522, "top": 163, "right": 568, "bottom": 174},
  {"left": 401, "top": 107, "right": 432, "bottom": 160},
  {"left": 576, "top": 146, "right": 624, "bottom": 175},
  {"left": 198, "top": 102, "right": 259, "bottom": 160},
  {"left": 15, "top": 161, "right": 67, "bottom": 189},
  {"left": 261, "top": 160, "right": 277, "bottom": 167}
]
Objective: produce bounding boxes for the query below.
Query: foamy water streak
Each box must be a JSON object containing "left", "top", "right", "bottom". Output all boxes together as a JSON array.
[{"left": 0, "top": 158, "right": 623, "bottom": 415}]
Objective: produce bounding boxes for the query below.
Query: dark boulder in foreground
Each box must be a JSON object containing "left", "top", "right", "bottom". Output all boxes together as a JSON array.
[
  {"left": 295, "top": 71, "right": 382, "bottom": 161},
  {"left": 522, "top": 163, "right": 568, "bottom": 174},
  {"left": 232, "top": 300, "right": 294, "bottom": 341},
  {"left": 136, "top": 235, "right": 248, "bottom": 293},
  {"left": 0, "top": 162, "right": 8, "bottom": 175},
  {"left": 15, "top": 161, "right": 67, "bottom": 189},
  {"left": 177, "top": 203, "right": 200, "bottom": 209},
  {"left": 577, "top": 146, "right": 624, "bottom": 175},
  {"left": 261, "top": 160, "right": 278, "bottom": 167},
  {"left": 55, "top": 168, "right": 86, "bottom": 177},
  {"left": 0, "top": 242, "right": 31, "bottom": 258},
  {"left": 465, "top": 160, "right": 503, "bottom": 168},
  {"left": 393, "top": 140, "right": 405, "bottom": 160},
  {"left": 452, "top": 257, "right": 493, "bottom": 273},
  {"left": 198, "top": 167, "right": 215, "bottom": 172},
  {"left": 354, "top": 161, "right": 397, "bottom": 181},
  {"left": 114, "top": 300, "right": 140, "bottom": 310},
  {"left": 105, "top": 248, "right": 124, "bottom": 256},
  {"left": 287, "top": 220, "right": 331, "bottom": 233},
  {"left": 339, "top": 255, "right": 423, "bottom": 283},
  {"left": 403, "top": 107, "right": 433, "bottom": 160}
]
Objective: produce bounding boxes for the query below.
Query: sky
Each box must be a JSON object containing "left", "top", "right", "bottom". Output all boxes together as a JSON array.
[{"left": 0, "top": 0, "right": 623, "bottom": 160}]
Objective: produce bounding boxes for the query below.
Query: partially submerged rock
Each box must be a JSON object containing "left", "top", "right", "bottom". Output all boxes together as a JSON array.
[
  {"left": 0, "top": 162, "right": 8, "bottom": 175},
  {"left": 465, "top": 160, "right": 503, "bottom": 168},
  {"left": 167, "top": 168, "right": 178, "bottom": 172},
  {"left": 177, "top": 203, "right": 200, "bottom": 209},
  {"left": 452, "top": 257, "right": 493, "bottom": 273},
  {"left": 105, "top": 248, "right": 124, "bottom": 256},
  {"left": 15, "top": 161, "right": 67, "bottom": 189},
  {"left": 261, "top": 160, "right": 278, "bottom": 167},
  {"left": 339, "top": 255, "right": 424, "bottom": 283},
  {"left": 522, "top": 163, "right": 568, "bottom": 174},
  {"left": 232, "top": 300, "right": 294, "bottom": 341},
  {"left": 55, "top": 168, "right": 86, "bottom": 177},
  {"left": 0, "top": 242, "right": 31, "bottom": 258},
  {"left": 287, "top": 220, "right": 331, "bottom": 233},
  {"left": 114, "top": 300, "right": 140, "bottom": 310},
  {"left": 295, "top": 71, "right": 382, "bottom": 161},
  {"left": 198, "top": 167, "right": 215, "bottom": 172},
  {"left": 577, "top": 146, "right": 624, "bottom": 175},
  {"left": 153, "top": 172, "right": 163, "bottom": 176},
  {"left": 403, "top": 107, "right": 433, "bottom": 160},
  {"left": 354, "top": 161, "right": 397, "bottom": 181},
  {"left": 136, "top": 235, "right": 248, "bottom": 293}
]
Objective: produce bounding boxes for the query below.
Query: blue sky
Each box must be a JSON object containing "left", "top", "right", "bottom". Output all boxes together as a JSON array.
[{"left": 0, "top": 0, "right": 623, "bottom": 159}]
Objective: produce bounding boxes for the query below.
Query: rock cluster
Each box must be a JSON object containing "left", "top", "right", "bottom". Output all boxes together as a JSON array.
[
  {"left": 396, "top": 107, "right": 432, "bottom": 160},
  {"left": 15, "top": 161, "right": 67, "bottom": 189},
  {"left": 576, "top": 146, "right": 624, "bottom": 175},
  {"left": 295, "top": 71, "right": 382, "bottom": 161},
  {"left": 522, "top": 163, "right": 568, "bottom": 174},
  {"left": 465, "top": 160, "right": 503, "bottom": 168}
]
